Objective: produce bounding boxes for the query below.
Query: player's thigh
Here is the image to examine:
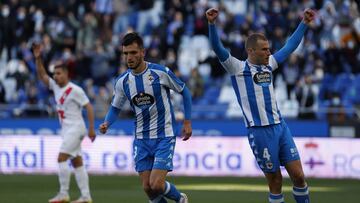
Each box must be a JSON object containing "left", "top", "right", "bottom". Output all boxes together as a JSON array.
[
  {"left": 139, "top": 170, "right": 152, "bottom": 187},
  {"left": 153, "top": 137, "right": 176, "bottom": 171},
  {"left": 279, "top": 123, "right": 300, "bottom": 165},
  {"left": 133, "top": 139, "right": 154, "bottom": 172},
  {"left": 248, "top": 126, "right": 280, "bottom": 172},
  {"left": 60, "top": 129, "right": 85, "bottom": 157}
]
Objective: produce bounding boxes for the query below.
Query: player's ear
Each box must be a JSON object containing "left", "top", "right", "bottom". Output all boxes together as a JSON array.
[{"left": 142, "top": 48, "right": 146, "bottom": 57}]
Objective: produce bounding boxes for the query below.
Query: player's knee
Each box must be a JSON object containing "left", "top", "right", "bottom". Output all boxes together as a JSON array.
[
  {"left": 266, "top": 172, "right": 283, "bottom": 192},
  {"left": 71, "top": 157, "right": 83, "bottom": 168},
  {"left": 150, "top": 179, "right": 164, "bottom": 194},
  {"left": 57, "top": 154, "right": 68, "bottom": 162},
  {"left": 269, "top": 178, "right": 282, "bottom": 192},
  {"left": 142, "top": 182, "right": 152, "bottom": 194},
  {"left": 291, "top": 172, "right": 306, "bottom": 187}
]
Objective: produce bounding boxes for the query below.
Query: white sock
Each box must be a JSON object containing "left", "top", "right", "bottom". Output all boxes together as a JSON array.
[
  {"left": 58, "top": 161, "right": 71, "bottom": 195},
  {"left": 74, "top": 166, "right": 91, "bottom": 198}
]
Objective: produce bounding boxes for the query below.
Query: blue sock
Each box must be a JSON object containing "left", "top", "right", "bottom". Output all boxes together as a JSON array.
[
  {"left": 293, "top": 185, "right": 310, "bottom": 203},
  {"left": 150, "top": 195, "right": 168, "bottom": 203},
  {"left": 163, "top": 181, "right": 181, "bottom": 201},
  {"left": 269, "top": 193, "right": 284, "bottom": 203}
]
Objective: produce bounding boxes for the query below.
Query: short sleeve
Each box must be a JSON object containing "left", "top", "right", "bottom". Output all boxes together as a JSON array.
[
  {"left": 73, "top": 87, "right": 90, "bottom": 106},
  {"left": 111, "top": 79, "right": 127, "bottom": 109},
  {"left": 220, "top": 55, "right": 245, "bottom": 75},
  {"left": 161, "top": 67, "right": 185, "bottom": 93},
  {"left": 269, "top": 55, "right": 279, "bottom": 71},
  {"left": 48, "top": 77, "right": 56, "bottom": 90}
]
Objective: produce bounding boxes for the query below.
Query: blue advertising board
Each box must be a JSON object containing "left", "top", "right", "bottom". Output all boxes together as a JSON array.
[{"left": 0, "top": 119, "right": 328, "bottom": 137}]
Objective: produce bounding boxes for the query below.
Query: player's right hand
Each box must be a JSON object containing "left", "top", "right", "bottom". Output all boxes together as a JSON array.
[
  {"left": 88, "top": 128, "right": 96, "bottom": 142},
  {"left": 303, "top": 8, "right": 316, "bottom": 25},
  {"left": 32, "top": 43, "right": 42, "bottom": 58},
  {"left": 205, "top": 8, "right": 219, "bottom": 24},
  {"left": 99, "top": 122, "right": 108, "bottom": 134}
]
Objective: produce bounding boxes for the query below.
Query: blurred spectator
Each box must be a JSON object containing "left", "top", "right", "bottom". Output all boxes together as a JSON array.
[
  {"left": 0, "top": 4, "right": 16, "bottom": 61},
  {"left": 283, "top": 54, "right": 300, "bottom": 100},
  {"left": 0, "top": 80, "right": 6, "bottom": 103},
  {"left": 88, "top": 39, "right": 113, "bottom": 87},
  {"left": 187, "top": 68, "right": 204, "bottom": 101},
  {"left": 296, "top": 74, "right": 317, "bottom": 119},
  {"left": 326, "top": 93, "right": 346, "bottom": 123},
  {"left": 93, "top": 86, "right": 111, "bottom": 118}
]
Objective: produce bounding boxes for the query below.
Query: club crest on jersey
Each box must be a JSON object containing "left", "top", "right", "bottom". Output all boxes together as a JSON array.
[
  {"left": 265, "top": 161, "right": 273, "bottom": 170},
  {"left": 132, "top": 92, "right": 155, "bottom": 108},
  {"left": 253, "top": 72, "right": 271, "bottom": 87},
  {"left": 148, "top": 75, "right": 154, "bottom": 82}
]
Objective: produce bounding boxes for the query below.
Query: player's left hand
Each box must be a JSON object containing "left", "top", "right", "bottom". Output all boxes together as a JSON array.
[
  {"left": 303, "top": 8, "right": 316, "bottom": 25},
  {"left": 88, "top": 128, "right": 96, "bottom": 142},
  {"left": 181, "top": 120, "right": 192, "bottom": 141}
]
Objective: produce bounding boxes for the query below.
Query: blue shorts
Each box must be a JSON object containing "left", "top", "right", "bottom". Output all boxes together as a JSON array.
[
  {"left": 133, "top": 137, "right": 176, "bottom": 172},
  {"left": 247, "top": 120, "right": 300, "bottom": 173}
]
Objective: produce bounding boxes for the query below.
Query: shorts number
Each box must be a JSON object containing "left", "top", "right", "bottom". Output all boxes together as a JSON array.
[
  {"left": 133, "top": 146, "right": 138, "bottom": 159},
  {"left": 263, "top": 148, "right": 271, "bottom": 160}
]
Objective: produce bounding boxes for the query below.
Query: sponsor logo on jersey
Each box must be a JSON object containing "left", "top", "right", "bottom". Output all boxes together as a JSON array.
[
  {"left": 132, "top": 92, "right": 155, "bottom": 108},
  {"left": 253, "top": 72, "right": 271, "bottom": 86}
]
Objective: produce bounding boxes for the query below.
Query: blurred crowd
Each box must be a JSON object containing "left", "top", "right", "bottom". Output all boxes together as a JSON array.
[{"left": 0, "top": 0, "right": 359, "bottom": 121}]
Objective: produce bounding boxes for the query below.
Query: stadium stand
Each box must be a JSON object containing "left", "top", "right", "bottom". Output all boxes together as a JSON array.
[{"left": 0, "top": 0, "right": 359, "bottom": 122}]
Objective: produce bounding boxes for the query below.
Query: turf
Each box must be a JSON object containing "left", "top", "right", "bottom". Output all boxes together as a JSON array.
[{"left": 0, "top": 174, "right": 359, "bottom": 203}]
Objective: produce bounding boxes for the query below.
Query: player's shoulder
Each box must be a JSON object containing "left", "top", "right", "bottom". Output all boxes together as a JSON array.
[
  {"left": 114, "top": 70, "right": 131, "bottom": 84},
  {"left": 148, "top": 62, "right": 170, "bottom": 74},
  {"left": 68, "top": 82, "right": 85, "bottom": 92},
  {"left": 224, "top": 55, "right": 245, "bottom": 66},
  {"left": 268, "top": 55, "right": 278, "bottom": 69}
]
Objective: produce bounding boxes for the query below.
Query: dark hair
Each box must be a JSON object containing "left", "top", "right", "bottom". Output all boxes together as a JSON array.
[
  {"left": 121, "top": 32, "right": 144, "bottom": 48},
  {"left": 54, "top": 63, "right": 68, "bottom": 72},
  {"left": 245, "top": 33, "right": 268, "bottom": 49}
]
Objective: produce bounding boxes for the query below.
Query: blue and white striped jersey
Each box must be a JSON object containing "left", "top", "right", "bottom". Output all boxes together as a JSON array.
[
  {"left": 112, "top": 62, "right": 185, "bottom": 139},
  {"left": 221, "top": 55, "right": 282, "bottom": 127}
]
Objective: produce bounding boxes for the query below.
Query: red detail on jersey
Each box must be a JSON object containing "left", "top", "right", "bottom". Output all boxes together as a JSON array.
[
  {"left": 59, "top": 87, "right": 73, "bottom": 104},
  {"left": 57, "top": 110, "right": 65, "bottom": 122}
]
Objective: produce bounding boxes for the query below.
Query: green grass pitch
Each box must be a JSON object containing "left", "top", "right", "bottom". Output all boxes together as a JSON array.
[{"left": 0, "top": 174, "right": 359, "bottom": 203}]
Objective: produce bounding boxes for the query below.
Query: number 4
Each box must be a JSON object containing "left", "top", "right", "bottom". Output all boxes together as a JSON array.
[{"left": 263, "top": 148, "right": 271, "bottom": 160}]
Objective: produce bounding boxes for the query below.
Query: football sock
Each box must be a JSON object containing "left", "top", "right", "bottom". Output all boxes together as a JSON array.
[
  {"left": 269, "top": 193, "right": 284, "bottom": 203},
  {"left": 163, "top": 181, "right": 181, "bottom": 201},
  {"left": 293, "top": 185, "right": 310, "bottom": 203},
  {"left": 58, "top": 161, "right": 71, "bottom": 195},
  {"left": 74, "top": 166, "right": 91, "bottom": 198}
]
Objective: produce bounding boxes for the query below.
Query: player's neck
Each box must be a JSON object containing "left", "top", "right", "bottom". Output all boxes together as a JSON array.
[
  {"left": 132, "top": 61, "right": 147, "bottom": 75},
  {"left": 58, "top": 80, "right": 69, "bottom": 88},
  {"left": 247, "top": 58, "right": 259, "bottom": 66}
]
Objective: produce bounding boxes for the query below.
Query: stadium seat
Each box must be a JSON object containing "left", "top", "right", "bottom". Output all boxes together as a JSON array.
[{"left": 333, "top": 73, "right": 354, "bottom": 99}]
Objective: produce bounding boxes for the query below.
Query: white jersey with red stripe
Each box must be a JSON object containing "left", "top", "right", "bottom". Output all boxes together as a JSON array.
[{"left": 49, "top": 78, "right": 90, "bottom": 129}]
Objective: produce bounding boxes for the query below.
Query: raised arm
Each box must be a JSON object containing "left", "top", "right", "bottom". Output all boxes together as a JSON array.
[
  {"left": 206, "top": 8, "right": 230, "bottom": 62},
  {"left": 32, "top": 43, "right": 50, "bottom": 87},
  {"left": 273, "top": 9, "right": 316, "bottom": 63}
]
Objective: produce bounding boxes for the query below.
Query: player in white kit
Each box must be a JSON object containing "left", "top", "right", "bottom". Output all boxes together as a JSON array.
[{"left": 33, "top": 44, "right": 95, "bottom": 203}]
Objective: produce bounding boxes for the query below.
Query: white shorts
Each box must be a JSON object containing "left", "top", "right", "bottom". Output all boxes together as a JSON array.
[{"left": 59, "top": 125, "right": 87, "bottom": 157}]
